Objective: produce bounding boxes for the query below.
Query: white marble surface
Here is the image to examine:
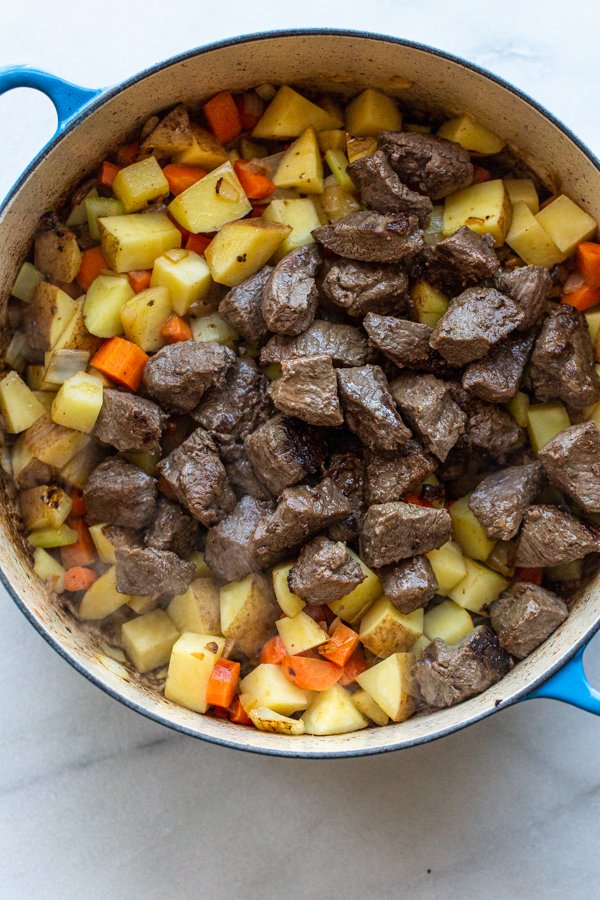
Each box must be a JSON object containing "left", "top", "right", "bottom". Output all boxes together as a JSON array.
[{"left": 1, "top": 2, "right": 600, "bottom": 897}]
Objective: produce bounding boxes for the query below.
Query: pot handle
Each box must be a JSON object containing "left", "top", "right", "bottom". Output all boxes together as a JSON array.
[
  {"left": 524, "top": 642, "right": 600, "bottom": 714},
  {"left": 0, "top": 65, "right": 102, "bottom": 132}
]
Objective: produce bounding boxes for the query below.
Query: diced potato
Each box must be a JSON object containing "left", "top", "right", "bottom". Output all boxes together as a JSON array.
[
  {"left": 99, "top": 213, "right": 181, "bottom": 273},
  {"left": 32, "top": 391, "right": 56, "bottom": 412},
  {"left": 411, "top": 280, "right": 449, "bottom": 327},
  {"left": 34, "top": 226, "right": 81, "bottom": 283},
  {"left": 506, "top": 390, "right": 530, "bottom": 428},
  {"left": 86, "top": 196, "right": 125, "bottom": 240},
  {"left": 249, "top": 707, "right": 305, "bottom": 735},
  {"left": 167, "top": 577, "right": 221, "bottom": 635},
  {"left": 240, "top": 663, "right": 311, "bottom": 716},
  {"left": 83, "top": 273, "right": 134, "bottom": 338},
  {"left": 438, "top": 113, "right": 505, "bottom": 155},
  {"left": 346, "top": 134, "right": 378, "bottom": 163},
  {"left": 273, "top": 127, "right": 324, "bottom": 195},
  {"left": 325, "top": 149, "right": 355, "bottom": 193},
  {"left": 424, "top": 600, "right": 474, "bottom": 644},
  {"left": 535, "top": 195, "right": 597, "bottom": 255},
  {"left": 345, "top": 88, "right": 402, "bottom": 136},
  {"left": 356, "top": 652, "right": 416, "bottom": 723},
  {"left": 151, "top": 249, "right": 212, "bottom": 316},
  {"left": 328, "top": 550, "right": 382, "bottom": 623},
  {"left": 51, "top": 305, "right": 101, "bottom": 357},
  {"left": 19, "top": 484, "right": 72, "bottom": 531},
  {"left": 586, "top": 309, "right": 600, "bottom": 345},
  {"left": 504, "top": 178, "right": 539, "bottom": 214},
  {"left": 11, "top": 261, "right": 45, "bottom": 303},
  {"left": 449, "top": 495, "right": 496, "bottom": 562},
  {"left": 0, "top": 372, "right": 47, "bottom": 433},
  {"left": 272, "top": 561, "right": 306, "bottom": 617},
  {"left": 486, "top": 540, "right": 517, "bottom": 578},
  {"left": 24, "top": 413, "right": 88, "bottom": 468},
  {"left": 120, "top": 286, "right": 172, "bottom": 352},
  {"left": 141, "top": 105, "right": 193, "bottom": 155},
  {"left": 443, "top": 179, "right": 512, "bottom": 246},
  {"left": 44, "top": 349, "right": 90, "bottom": 386},
  {"left": 28, "top": 282, "right": 79, "bottom": 352},
  {"left": 252, "top": 85, "right": 343, "bottom": 139},
  {"left": 164, "top": 632, "right": 225, "bottom": 713},
  {"left": 360, "top": 595, "right": 423, "bottom": 657},
  {"left": 527, "top": 401, "right": 571, "bottom": 452},
  {"left": 188, "top": 550, "right": 211, "bottom": 578},
  {"left": 173, "top": 124, "right": 228, "bottom": 170},
  {"left": 351, "top": 688, "right": 389, "bottom": 726},
  {"left": 79, "top": 565, "right": 130, "bottom": 620},
  {"left": 168, "top": 161, "right": 251, "bottom": 234},
  {"left": 262, "top": 198, "right": 321, "bottom": 261},
  {"left": 506, "top": 201, "right": 565, "bottom": 267},
  {"left": 220, "top": 573, "right": 278, "bottom": 657},
  {"left": 205, "top": 219, "right": 290, "bottom": 287},
  {"left": 28, "top": 523, "right": 78, "bottom": 548},
  {"left": 51, "top": 372, "right": 103, "bottom": 433},
  {"left": 302, "top": 685, "right": 368, "bottom": 735},
  {"left": 112, "top": 157, "right": 169, "bottom": 213},
  {"left": 127, "top": 595, "right": 158, "bottom": 615},
  {"left": 276, "top": 610, "right": 328, "bottom": 655},
  {"left": 448, "top": 558, "right": 508, "bottom": 613},
  {"left": 412, "top": 634, "right": 431, "bottom": 660},
  {"left": 59, "top": 438, "right": 104, "bottom": 489},
  {"left": 191, "top": 312, "right": 238, "bottom": 347},
  {"left": 89, "top": 523, "right": 118, "bottom": 564},
  {"left": 121, "top": 609, "right": 179, "bottom": 674},
  {"left": 318, "top": 129, "right": 347, "bottom": 152},
  {"left": 33, "top": 547, "right": 66, "bottom": 594},
  {"left": 426, "top": 540, "right": 468, "bottom": 595}
]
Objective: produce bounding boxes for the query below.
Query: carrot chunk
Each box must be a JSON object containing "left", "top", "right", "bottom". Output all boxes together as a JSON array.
[
  {"left": 228, "top": 697, "right": 252, "bottom": 725},
  {"left": 206, "top": 658, "right": 241, "bottom": 708},
  {"left": 577, "top": 242, "right": 600, "bottom": 289},
  {"left": 60, "top": 518, "right": 95, "bottom": 569},
  {"left": 98, "top": 160, "right": 121, "bottom": 188},
  {"left": 64, "top": 566, "right": 97, "bottom": 592},
  {"left": 318, "top": 623, "right": 360, "bottom": 668},
  {"left": 233, "top": 160, "right": 276, "bottom": 200},
  {"left": 203, "top": 90, "right": 242, "bottom": 144},
  {"left": 163, "top": 163, "right": 207, "bottom": 196},
  {"left": 77, "top": 246, "right": 108, "bottom": 291},
  {"left": 90, "top": 337, "right": 149, "bottom": 391},
  {"left": 160, "top": 314, "right": 193, "bottom": 343},
  {"left": 259, "top": 635, "right": 287, "bottom": 665},
  {"left": 281, "top": 655, "right": 342, "bottom": 691},
  {"left": 561, "top": 283, "right": 600, "bottom": 312},
  {"left": 185, "top": 233, "right": 212, "bottom": 255},
  {"left": 338, "top": 646, "right": 368, "bottom": 686},
  {"left": 116, "top": 141, "right": 139, "bottom": 166},
  {"left": 127, "top": 270, "right": 152, "bottom": 293}
]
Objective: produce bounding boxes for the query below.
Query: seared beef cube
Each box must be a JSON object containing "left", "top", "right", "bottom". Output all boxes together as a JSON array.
[
  {"left": 93, "top": 389, "right": 165, "bottom": 454},
  {"left": 192, "top": 358, "right": 271, "bottom": 441},
  {"left": 244, "top": 415, "right": 324, "bottom": 496},
  {"left": 437, "top": 446, "right": 489, "bottom": 500},
  {"left": 287, "top": 535, "right": 365, "bottom": 604},
  {"left": 84, "top": 457, "right": 156, "bottom": 529},
  {"left": 312, "top": 211, "right": 423, "bottom": 263},
  {"left": 364, "top": 313, "right": 440, "bottom": 371},
  {"left": 495, "top": 265, "right": 551, "bottom": 330},
  {"left": 115, "top": 546, "right": 195, "bottom": 598},
  {"left": 218, "top": 266, "right": 271, "bottom": 344},
  {"left": 515, "top": 504, "right": 600, "bottom": 567},
  {"left": 204, "top": 495, "right": 274, "bottom": 582},
  {"left": 144, "top": 497, "right": 199, "bottom": 558},
  {"left": 489, "top": 582, "right": 568, "bottom": 660},
  {"left": 450, "top": 384, "right": 525, "bottom": 462},
  {"left": 365, "top": 441, "right": 435, "bottom": 505},
  {"left": 421, "top": 227, "right": 500, "bottom": 295},
  {"left": 217, "top": 438, "right": 271, "bottom": 501},
  {"left": 261, "top": 244, "right": 321, "bottom": 335},
  {"left": 324, "top": 451, "right": 366, "bottom": 542},
  {"left": 337, "top": 365, "right": 411, "bottom": 451},
  {"left": 142, "top": 341, "right": 235, "bottom": 413},
  {"left": 469, "top": 462, "right": 544, "bottom": 541},
  {"left": 156, "top": 428, "right": 235, "bottom": 526},
  {"left": 529, "top": 305, "right": 600, "bottom": 410},
  {"left": 378, "top": 555, "right": 438, "bottom": 614},
  {"left": 414, "top": 625, "right": 510, "bottom": 708},
  {"left": 359, "top": 501, "right": 451, "bottom": 568},
  {"left": 430, "top": 287, "right": 524, "bottom": 367},
  {"left": 538, "top": 421, "right": 600, "bottom": 513},
  {"left": 268, "top": 354, "right": 343, "bottom": 426},
  {"left": 260, "top": 319, "right": 369, "bottom": 368},
  {"left": 347, "top": 150, "right": 433, "bottom": 223},
  {"left": 379, "top": 131, "right": 474, "bottom": 200},
  {"left": 320, "top": 259, "right": 408, "bottom": 318},
  {"left": 462, "top": 331, "right": 535, "bottom": 403},
  {"left": 390, "top": 373, "right": 466, "bottom": 462},
  {"left": 253, "top": 478, "right": 351, "bottom": 569}
]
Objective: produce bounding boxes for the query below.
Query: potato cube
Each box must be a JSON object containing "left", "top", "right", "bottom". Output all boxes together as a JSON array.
[
  {"left": 121, "top": 609, "right": 179, "bottom": 674},
  {"left": 424, "top": 600, "right": 473, "bottom": 644},
  {"left": 273, "top": 127, "right": 324, "bottom": 195},
  {"left": 449, "top": 495, "right": 495, "bottom": 562},
  {"left": 173, "top": 124, "right": 228, "bottom": 170},
  {"left": 191, "top": 313, "right": 238, "bottom": 347},
  {"left": 328, "top": 550, "right": 382, "bottom": 623},
  {"left": 448, "top": 558, "right": 508, "bottom": 613},
  {"left": 32, "top": 390, "right": 56, "bottom": 412},
  {"left": 59, "top": 438, "right": 104, "bottom": 489},
  {"left": 51, "top": 372, "right": 103, "bottom": 433},
  {"left": 24, "top": 413, "right": 88, "bottom": 468},
  {"left": 443, "top": 179, "right": 512, "bottom": 246},
  {"left": 438, "top": 113, "right": 505, "bottom": 155},
  {"left": 83, "top": 273, "right": 134, "bottom": 338},
  {"left": 345, "top": 88, "right": 402, "bottom": 136},
  {"left": 29, "top": 282, "right": 79, "bottom": 352},
  {"left": 168, "top": 161, "right": 251, "bottom": 234},
  {"left": 167, "top": 577, "right": 221, "bottom": 635},
  {"left": 188, "top": 550, "right": 212, "bottom": 578},
  {"left": 89, "top": 523, "right": 119, "bottom": 564},
  {"left": 586, "top": 309, "right": 600, "bottom": 345},
  {"left": 351, "top": 688, "right": 389, "bottom": 726},
  {"left": 506, "top": 390, "right": 530, "bottom": 428},
  {"left": 359, "top": 595, "right": 423, "bottom": 657},
  {"left": 356, "top": 652, "right": 416, "bottom": 723},
  {"left": 120, "top": 286, "right": 172, "bottom": 352},
  {"left": 79, "top": 566, "right": 130, "bottom": 620},
  {"left": 19, "top": 484, "right": 72, "bottom": 531},
  {"left": 426, "top": 540, "right": 468, "bottom": 595},
  {"left": 411, "top": 280, "right": 449, "bottom": 328},
  {"left": 51, "top": 306, "right": 101, "bottom": 357},
  {"left": 99, "top": 213, "right": 181, "bottom": 273},
  {"left": 0, "top": 372, "right": 47, "bottom": 433},
  {"left": 412, "top": 634, "right": 431, "bottom": 660},
  {"left": 249, "top": 707, "right": 305, "bottom": 735},
  {"left": 33, "top": 547, "right": 66, "bottom": 594},
  {"left": 252, "top": 85, "right": 343, "bottom": 140},
  {"left": 318, "top": 129, "right": 347, "bottom": 152},
  {"left": 220, "top": 573, "right": 278, "bottom": 657},
  {"left": 272, "top": 561, "right": 306, "bottom": 617},
  {"left": 527, "top": 401, "right": 571, "bottom": 452},
  {"left": 302, "top": 685, "right": 368, "bottom": 735},
  {"left": 127, "top": 596, "right": 159, "bottom": 615},
  {"left": 276, "top": 610, "right": 328, "bottom": 655},
  {"left": 11, "top": 261, "right": 45, "bottom": 303},
  {"left": 140, "top": 106, "right": 193, "bottom": 155},
  {"left": 240, "top": 663, "right": 312, "bottom": 716},
  {"left": 205, "top": 219, "right": 291, "bottom": 287},
  {"left": 506, "top": 201, "right": 565, "bottom": 267},
  {"left": 34, "top": 226, "right": 82, "bottom": 283},
  {"left": 112, "top": 156, "right": 169, "bottom": 213},
  {"left": 504, "top": 178, "right": 539, "bottom": 214},
  {"left": 346, "top": 134, "right": 378, "bottom": 163},
  {"left": 535, "top": 194, "right": 597, "bottom": 255},
  {"left": 262, "top": 198, "right": 321, "bottom": 261},
  {"left": 27, "top": 523, "right": 78, "bottom": 549},
  {"left": 164, "top": 632, "right": 225, "bottom": 713},
  {"left": 151, "top": 249, "right": 212, "bottom": 316}
]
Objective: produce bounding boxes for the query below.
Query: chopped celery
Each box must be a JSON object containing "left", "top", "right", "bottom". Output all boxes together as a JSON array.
[
  {"left": 66, "top": 187, "right": 98, "bottom": 226},
  {"left": 28, "top": 523, "right": 79, "bottom": 548},
  {"left": 86, "top": 195, "right": 125, "bottom": 240},
  {"left": 11, "top": 261, "right": 45, "bottom": 303},
  {"left": 5, "top": 332, "right": 28, "bottom": 373},
  {"left": 324, "top": 149, "right": 355, "bottom": 193}
]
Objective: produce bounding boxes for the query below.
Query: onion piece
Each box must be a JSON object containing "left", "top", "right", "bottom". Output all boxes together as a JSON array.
[
  {"left": 562, "top": 271, "right": 585, "bottom": 295},
  {"left": 44, "top": 350, "right": 90, "bottom": 386}
]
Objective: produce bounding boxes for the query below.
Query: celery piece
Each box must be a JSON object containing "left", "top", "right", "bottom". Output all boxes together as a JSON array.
[
  {"left": 66, "top": 188, "right": 98, "bottom": 227},
  {"left": 11, "top": 261, "right": 45, "bottom": 303},
  {"left": 5, "top": 332, "right": 28, "bottom": 373},
  {"left": 86, "top": 196, "right": 124, "bottom": 240},
  {"left": 28, "top": 524, "right": 79, "bottom": 549},
  {"left": 325, "top": 149, "right": 355, "bottom": 193}
]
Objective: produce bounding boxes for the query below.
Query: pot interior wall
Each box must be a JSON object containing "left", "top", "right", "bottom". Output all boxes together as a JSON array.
[{"left": 1, "top": 33, "right": 599, "bottom": 755}]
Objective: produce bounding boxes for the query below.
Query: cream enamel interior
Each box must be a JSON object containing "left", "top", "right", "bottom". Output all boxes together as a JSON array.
[{"left": 1, "top": 32, "right": 599, "bottom": 756}]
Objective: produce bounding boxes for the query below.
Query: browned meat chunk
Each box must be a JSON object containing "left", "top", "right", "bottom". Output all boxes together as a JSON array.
[
  {"left": 379, "top": 131, "right": 474, "bottom": 200},
  {"left": 312, "top": 211, "right": 423, "bottom": 263},
  {"left": 378, "top": 556, "right": 438, "bottom": 614},
  {"left": 364, "top": 441, "right": 435, "bottom": 505},
  {"left": 364, "top": 313, "right": 441, "bottom": 371},
  {"left": 142, "top": 341, "right": 235, "bottom": 413},
  {"left": 115, "top": 546, "right": 195, "bottom": 598},
  {"left": 421, "top": 227, "right": 500, "bottom": 295},
  {"left": 218, "top": 266, "right": 271, "bottom": 344},
  {"left": 260, "top": 319, "right": 369, "bottom": 368},
  {"left": 204, "top": 495, "right": 274, "bottom": 582},
  {"left": 489, "top": 582, "right": 568, "bottom": 660},
  {"left": 347, "top": 150, "right": 433, "bottom": 223},
  {"left": 529, "top": 305, "right": 600, "bottom": 410},
  {"left": 430, "top": 287, "right": 525, "bottom": 367},
  {"left": 268, "top": 354, "right": 343, "bottom": 426},
  {"left": 495, "top": 265, "right": 551, "bottom": 330},
  {"left": 217, "top": 439, "right": 271, "bottom": 501},
  {"left": 323, "top": 451, "right": 366, "bottom": 542},
  {"left": 359, "top": 501, "right": 451, "bottom": 568},
  {"left": 390, "top": 373, "right": 466, "bottom": 462},
  {"left": 414, "top": 625, "right": 510, "bottom": 707},
  {"left": 515, "top": 504, "right": 600, "bottom": 567},
  {"left": 261, "top": 244, "right": 321, "bottom": 335},
  {"left": 93, "top": 389, "right": 165, "bottom": 454},
  {"left": 244, "top": 415, "right": 324, "bottom": 497},
  {"left": 469, "top": 462, "right": 544, "bottom": 541},
  {"left": 320, "top": 259, "right": 408, "bottom": 318},
  {"left": 337, "top": 365, "right": 411, "bottom": 451},
  {"left": 144, "top": 497, "right": 199, "bottom": 558},
  {"left": 462, "top": 331, "right": 535, "bottom": 403},
  {"left": 84, "top": 457, "right": 156, "bottom": 529},
  {"left": 450, "top": 384, "right": 525, "bottom": 462},
  {"left": 192, "top": 358, "right": 271, "bottom": 442},
  {"left": 538, "top": 422, "right": 600, "bottom": 513},
  {"left": 288, "top": 536, "right": 365, "bottom": 604}
]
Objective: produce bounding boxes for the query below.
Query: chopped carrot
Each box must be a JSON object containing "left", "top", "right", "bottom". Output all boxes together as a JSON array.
[
  {"left": 68, "top": 487, "right": 86, "bottom": 517},
  {"left": 60, "top": 518, "right": 95, "bottom": 569},
  {"left": 281, "top": 655, "right": 342, "bottom": 691},
  {"left": 77, "top": 246, "right": 108, "bottom": 292},
  {"left": 127, "top": 269, "right": 152, "bottom": 293},
  {"left": 561, "top": 282, "right": 600, "bottom": 312},
  {"left": 472, "top": 165, "right": 491, "bottom": 184},
  {"left": 250, "top": 203, "right": 268, "bottom": 218},
  {"left": 64, "top": 566, "right": 97, "bottom": 592},
  {"left": 163, "top": 163, "right": 207, "bottom": 196},
  {"left": 403, "top": 492, "right": 434, "bottom": 508},
  {"left": 233, "top": 160, "right": 276, "bottom": 200},
  {"left": 203, "top": 90, "right": 242, "bottom": 144},
  {"left": 206, "top": 658, "right": 241, "bottom": 708},
  {"left": 259, "top": 635, "right": 287, "bottom": 665},
  {"left": 514, "top": 566, "right": 543, "bottom": 585},
  {"left": 208, "top": 705, "right": 230, "bottom": 719},
  {"left": 98, "top": 160, "right": 121, "bottom": 188},
  {"left": 90, "top": 337, "right": 149, "bottom": 391},
  {"left": 157, "top": 475, "right": 177, "bottom": 500},
  {"left": 185, "top": 233, "right": 212, "bottom": 255},
  {"left": 338, "top": 646, "right": 368, "bottom": 686},
  {"left": 577, "top": 242, "right": 600, "bottom": 289},
  {"left": 116, "top": 141, "right": 139, "bottom": 166},
  {"left": 228, "top": 697, "right": 252, "bottom": 725},
  {"left": 235, "top": 91, "right": 264, "bottom": 131},
  {"left": 160, "top": 314, "right": 193, "bottom": 343},
  {"left": 318, "top": 623, "right": 360, "bottom": 668}
]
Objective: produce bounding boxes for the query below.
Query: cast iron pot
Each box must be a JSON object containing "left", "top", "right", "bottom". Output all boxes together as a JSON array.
[{"left": 1, "top": 30, "right": 599, "bottom": 757}]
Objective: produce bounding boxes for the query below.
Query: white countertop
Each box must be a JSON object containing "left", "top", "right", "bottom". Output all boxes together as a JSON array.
[{"left": 1, "top": 2, "right": 599, "bottom": 897}]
